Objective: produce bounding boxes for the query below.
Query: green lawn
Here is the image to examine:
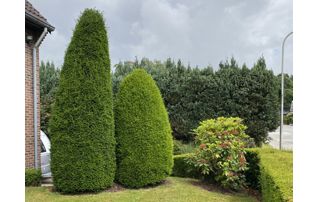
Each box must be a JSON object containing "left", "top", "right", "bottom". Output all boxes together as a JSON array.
[{"left": 26, "top": 177, "right": 257, "bottom": 202}]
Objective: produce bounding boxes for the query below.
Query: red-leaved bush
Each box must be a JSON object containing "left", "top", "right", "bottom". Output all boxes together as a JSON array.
[{"left": 187, "top": 117, "right": 250, "bottom": 190}]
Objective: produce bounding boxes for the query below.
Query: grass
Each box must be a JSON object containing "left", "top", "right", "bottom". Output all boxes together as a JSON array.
[{"left": 25, "top": 177, "right": 257, "bottom": 202}]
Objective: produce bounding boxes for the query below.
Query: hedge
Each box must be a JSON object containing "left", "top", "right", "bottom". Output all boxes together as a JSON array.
[
  {"left": 241, "top": 148, "right": 293, "bottom": 201},
  {"left": 115, "top": 69, "right": 173, "bottom": 188},
  {"left": 244, "top": 149, "right": 261, "bottom": 190},
  {"left": 49, "top": 9, "right": 115, "bottom": 193},
  {"left": 112, "top": 57, "right": 281, "bottom": 145},
  {"left": 172, "top": 150, "right": 260, "bottom": 185},
  {"left": 171, "top": 154, "right": 200, "bottom": 178},
  {"left": 259, "top": 148, "right": 293, "bottom": 202},
  {"left": 25, "top": 169, "right": 41, "bottom": 186}
]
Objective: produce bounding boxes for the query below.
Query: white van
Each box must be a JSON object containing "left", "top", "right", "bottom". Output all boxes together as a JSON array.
[{"left": 40, "top": 131, "right": 51, "bottom": 177}]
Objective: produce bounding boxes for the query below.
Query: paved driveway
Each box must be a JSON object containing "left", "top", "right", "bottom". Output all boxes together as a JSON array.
[{"left": 268, "top": 125, "right": 293, "bottom": 150}]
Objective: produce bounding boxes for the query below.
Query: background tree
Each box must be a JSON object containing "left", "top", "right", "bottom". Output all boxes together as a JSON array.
[
  {"left": 112, "top": 57, "right": 282, "bottom": 146},
  {"left": 277, "top": 74, "right": 293, "bottom": 112},
  {"left": 115, "top": 69, "right": 173, "bottom": 188},
  {"left": 50, "top": 9, "right": 115, "bottom": 193},
  {"left": 244, "top": 58, "right": 279, "bottom": 145},
  {"left": 40, "top": 61, "right": 60, "bottom": 137},
  {"left": 214, "top": 58, "right": 245, "bottom": 117}
]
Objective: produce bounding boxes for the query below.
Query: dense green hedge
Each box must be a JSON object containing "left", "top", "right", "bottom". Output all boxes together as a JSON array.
[
  {"left": 244, "top": 149, "right": 261, "bottom": 190},
  {"left": 113, "top": 57, "right": 281, "bottom": 146},
  {"left": 259, "top": 149, "right": 293, "bottom": 202},
  {"left": 115, "top": 69, "right": 173, "bottom": 188},
  {"left": 171, "top": 154, "right": 200, "bottom": 178},
  {"left": 244, "top": 148, "right": 293, "bottom": 201},
  {"left": 25, "top": 169, "right": 41, "bottom": 186},
  {"left": 49, "top": 9, "right": 115, "bottom": 193}
]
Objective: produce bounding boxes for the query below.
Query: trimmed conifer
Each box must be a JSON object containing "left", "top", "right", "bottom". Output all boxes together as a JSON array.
[
  {"left": 115, "top": 69, "right": 173, "bottom": 188},
  {"left": 49, "top": 9, "right": 115, "bottom": 193}
]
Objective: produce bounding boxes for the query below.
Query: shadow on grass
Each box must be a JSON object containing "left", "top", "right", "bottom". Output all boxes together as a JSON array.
[
  {"left": 48, "top": 179, "right": 171, "bottom": 195},
  {"left": 187, "top": 179, "right": 233, "bottom": 194},
  {"left": 187, "top": 179, "right": 261, "bottom": 201}
]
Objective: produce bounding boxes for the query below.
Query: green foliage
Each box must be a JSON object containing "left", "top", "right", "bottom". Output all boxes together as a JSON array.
[
  {"left": 25, "top": 169, "right": 41, "bottom": 186},
  {"left": 172, "top": 154, "right": 201, "bottom": 178},
  {"left": 259, "top": 148, "right": 293, "bottom": 202},
  {"left": 187, "top": 117, "right": 249, "bottom": 190},
  {"left": 173, "top": 140, "right": 196, "bottom": 155},
  {"left": 172, "top": 147, "right": 292, "bottom": 200},
  {"left": 113, "top": 58, "right": 217, "bottom": 141},
  {"left": 49, "top": 9, "right": 115, "bottom": 193},
  {"left": 216, "top": 58, "right": 279, "bottom": 145},
  {"left": 173, "top": 140, "right": 183, "bottom": 155},
  {"left": 244, "top": 59, "right": 280, "bottom": 145},
  {"left": 40, "top": 61, "right": 60, "bottom": 137},
  {"left": 244, "top": 149, "right": 260, "bottom": 190},
  {"left": 115, "top": 69, "right": 173, "bottom": 188},
  {"left": 244, "top": 148, "right": 293, "bottom": 201},
  {"left": 284, "top": 112, "right": 293, "bottom": 125},
  {"left": 113, "top": 57, "right": 281, "bottom": 145},
  {"left": 171, "top": 149, "right": 262, "bottom": 192},
  {"left": 277, "top": 74, "right": 293, "bottom": 112}
]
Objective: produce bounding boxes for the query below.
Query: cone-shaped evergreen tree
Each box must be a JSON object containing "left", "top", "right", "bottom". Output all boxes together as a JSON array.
[
  {"left": 49, "top": 9, "right": 115, "bottom": 193},
  {"left": 115, "top": 69, "right": 173, "bottom": 188}
]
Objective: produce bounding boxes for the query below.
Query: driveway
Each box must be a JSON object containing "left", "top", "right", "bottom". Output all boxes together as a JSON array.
[{"left": 268, "top": 125, "right": 293, "bottom": 150}]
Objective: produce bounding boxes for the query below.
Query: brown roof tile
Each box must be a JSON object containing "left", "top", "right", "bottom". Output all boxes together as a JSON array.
[
  {"left": 25, "top": 1, "right": 47, "bottom": 23},
  {"left": 25, "top": 0, "right": 54, "bottom": 32}
]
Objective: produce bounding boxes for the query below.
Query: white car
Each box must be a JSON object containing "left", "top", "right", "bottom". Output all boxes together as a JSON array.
[{"left": 40, "top": 131, "right": 51, "bottom": 177}]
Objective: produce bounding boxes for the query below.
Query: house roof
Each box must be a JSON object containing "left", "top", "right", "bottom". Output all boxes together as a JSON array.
[{"left": 25, "top": 0, "right": 54, "bottom": 32}]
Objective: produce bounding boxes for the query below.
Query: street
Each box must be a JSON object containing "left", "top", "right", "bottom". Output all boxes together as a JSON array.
[{"left": 268, "top": 125, "right": 293, "bottom": 150}]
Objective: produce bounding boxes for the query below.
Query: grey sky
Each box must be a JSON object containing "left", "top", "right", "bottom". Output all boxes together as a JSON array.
[{"left": 30, "top": 0, "right": 293, "bottom": 74}]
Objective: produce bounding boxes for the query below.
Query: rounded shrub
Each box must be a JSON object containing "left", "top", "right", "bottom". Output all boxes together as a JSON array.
[
  {"left": 25, "top": 169, "right": 42, "bottom": 186},
  {"left": 115, "top": 69, "right": 173, "bottom": 188},
  {"left": 49, "top": 9, "right": 115, "bottom": 193},
  {"left": 187, "top": 117, "right": 249, "bottom": 190}
]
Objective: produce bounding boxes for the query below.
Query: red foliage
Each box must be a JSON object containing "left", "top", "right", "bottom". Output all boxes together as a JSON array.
[
  {"left": 231, "top": 129, "right": 239, "bottom": 135},
  {"left": 199, "top": 143, "right": 206, "bottom": 149}
]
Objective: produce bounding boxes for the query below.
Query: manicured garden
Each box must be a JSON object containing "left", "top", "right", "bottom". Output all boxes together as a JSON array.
[
  {"left": 27, "top": 8, "right": 293, "bottom": 202},
  {"left": 26, "top": 148, "right": 292, "bottom": 201},
  {"left": 171, "top": 146, "right": 293, "bottom": 201}
]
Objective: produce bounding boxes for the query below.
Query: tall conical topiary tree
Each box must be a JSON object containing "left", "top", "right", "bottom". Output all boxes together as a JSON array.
[
  {"left": 115, "top": 69, "right": 173, "bottom": 188},
  {"left": 49, "top": 9, "right": 115, "bottom": 193}
]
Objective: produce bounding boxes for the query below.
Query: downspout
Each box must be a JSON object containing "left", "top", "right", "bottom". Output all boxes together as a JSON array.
[{"left": 33, "top": 27, "right": 48, "bottom": 169}]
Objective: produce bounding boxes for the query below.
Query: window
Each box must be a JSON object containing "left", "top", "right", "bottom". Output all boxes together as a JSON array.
[{"left": 41, "top": 142, "right": 46, "bottom": 153}]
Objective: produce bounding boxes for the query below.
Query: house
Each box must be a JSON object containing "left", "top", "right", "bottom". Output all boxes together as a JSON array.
[{"left": 25, "top": 0, "right": 54, "bottom": 169}]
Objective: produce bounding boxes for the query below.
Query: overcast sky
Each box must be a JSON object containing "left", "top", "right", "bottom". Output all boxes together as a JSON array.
[{"left": 30, "top": 0, "right": 293, "bottom": 74}]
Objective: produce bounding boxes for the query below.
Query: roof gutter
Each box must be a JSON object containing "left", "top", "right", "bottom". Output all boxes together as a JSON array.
[
  {"left": 33, "top": 27, "right": 48, "bottom": 169},
  {"left": 25, "top": 12, "right": 55, "bottom": 32}
]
